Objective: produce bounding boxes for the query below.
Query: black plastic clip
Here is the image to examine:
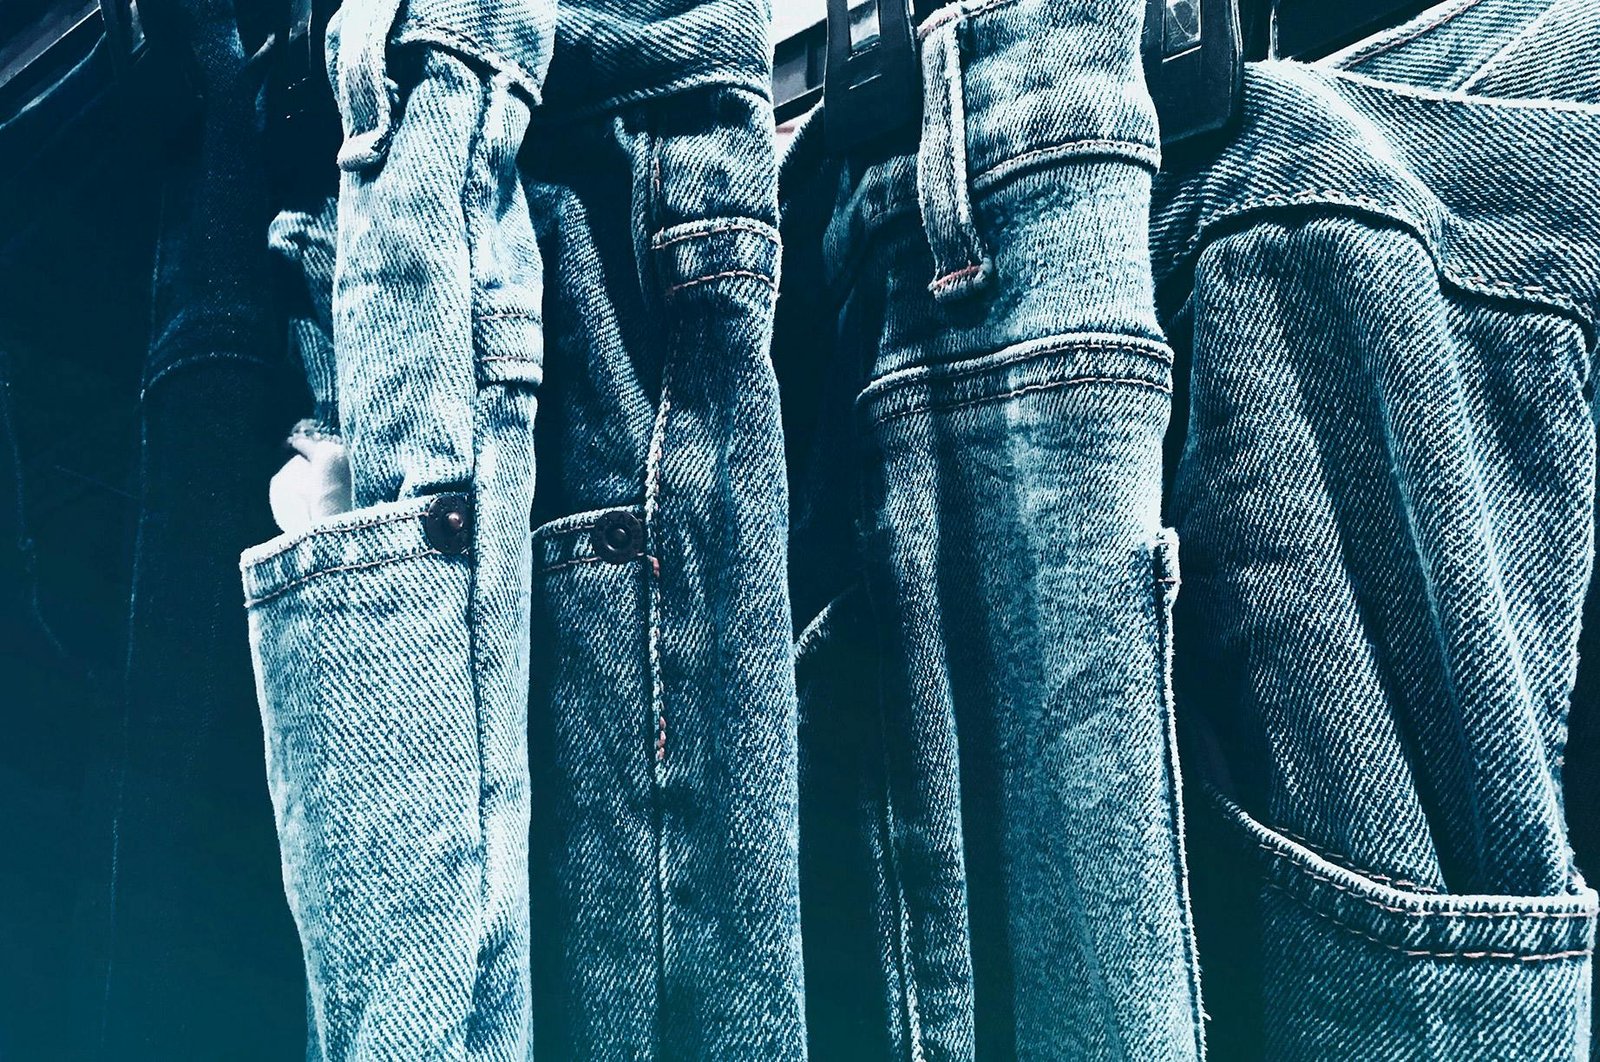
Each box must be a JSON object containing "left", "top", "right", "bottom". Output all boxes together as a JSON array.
[
  {"left": 822, "top": 0, "right": 922, "bottom": 154},
  {"left": 1141, "top": 0, "right": 1244, "bottom": 149},
  {"left": 816, "top": 0, "right": 1244, "bottom": 154}
]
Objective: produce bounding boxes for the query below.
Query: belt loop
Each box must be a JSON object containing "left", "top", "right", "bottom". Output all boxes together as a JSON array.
[
  {"left": 916, "top": 8, "right": 993, "bottom": 303},
  {"left": 329, "top": 0, "right": 404, "bottom": 171}
]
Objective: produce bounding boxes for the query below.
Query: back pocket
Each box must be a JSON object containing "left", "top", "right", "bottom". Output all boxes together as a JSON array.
[{"left": 1213, "top": 793, "right": 1596, "bottom": 1061}]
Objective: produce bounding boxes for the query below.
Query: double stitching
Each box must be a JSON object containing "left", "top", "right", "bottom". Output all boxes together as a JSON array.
[
  {"left": 860, "top": 334, "right": 1173, "bottom": 423},
  {"left": 872, "top": 375, "right": 1169, "bottom": 426},
  {"left": 665, "top": 269, "right": 776, "bottom": 295},
  {"left": 244, "top": 508, "right": 427, "bottom": 567},
  {"left": 1329, "top": 0, "right": 1489, "bottom": 69},
  {"left": 1166, "top": 192, "right": 1585, "bottom": 321},
  {"left": 651, "top": 221, "right": 779, "bottom": 250},
  {"left": 1266, "top": 884, "right": 1593, "bottom": 962},
  {"left": 1259, "top": 842, "right": 1596, "bottom": 921},
  {"left": 916, "top": 13, "right": 993, "bottom": 302},
  {"left": 245, "top": 548, "right": 446, "bottom": 607},
  {"left": 1273, "top": 827, "right": 1442, "bottom": 893},
  {"left": 867, "top": 336, "right": 1172, "bottom": 393}
]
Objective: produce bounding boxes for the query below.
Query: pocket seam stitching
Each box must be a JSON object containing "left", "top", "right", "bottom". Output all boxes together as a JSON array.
[
  {"left": 1267, "top": 883, "right": 1594, "bottom": 963},
  {"left": 245, "top": 547, "right": 446, "bottom": 607},
  {"left": 245, "top": 509, "right": 425, "bottom": 567},
  {"left": 1273, "top": 826, "right": 1442, "bottom": 893},
  {"left": 865, "top": 336, "right": 1173, "bottom": 397},
  {"left": 873, "top": 374, "right": 1170, "bottom": 426},
  {"left": 1259, "top": 841, "right": 1595, "bottom": 919}
]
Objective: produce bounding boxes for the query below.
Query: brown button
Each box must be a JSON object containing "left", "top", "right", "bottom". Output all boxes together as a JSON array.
[
  {"left": 424, "top": 494, "right": 472, "bottom": 554},
  {"left": 592, "top": 510, "right": 644, "bottom": 563}
]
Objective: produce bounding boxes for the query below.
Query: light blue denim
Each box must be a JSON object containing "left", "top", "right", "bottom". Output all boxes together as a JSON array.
[
  {"left": 1155, "top": 1, "right": 1600, "bottom": 1057},
  {"left": 242, "top": 0, "right": 553, "bottom": 1056},
  {"left": 776, "top": 1, "right": 1202, "bottom": 1058},
  {"left": 249, "top": 0, "right": 802, "bottom": 1058}
]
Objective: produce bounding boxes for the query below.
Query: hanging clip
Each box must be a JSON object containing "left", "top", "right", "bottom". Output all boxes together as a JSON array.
[
  {"left": 822, "top": 0, "right": 922, "bottom": 154},
  {"left": 1141, "top": 0, "right": 1245, "bottom": 149}
]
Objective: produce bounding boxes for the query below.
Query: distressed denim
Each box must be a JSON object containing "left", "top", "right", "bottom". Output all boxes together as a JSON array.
[
  {"left": 246, "top": 0, "right": 800, "bottom": 1057},
  {"left": 242, "top": 0, "right": 553, "bottom": 1055},
  {"left": 775, "top": 1, "right": 1202, "bottom": 1058},
  {"left": 1155, "top": 1, "right": 1600, "bottom": 1058},
  {"left": 524, "top": 3, "right": 803, "bottom": 1057}
]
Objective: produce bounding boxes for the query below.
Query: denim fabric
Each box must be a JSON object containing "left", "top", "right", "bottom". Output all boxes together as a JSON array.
[
  {"left": 523, "top": 4, "right": 803, "bottom": 1055},
  {"left": 1154, "top": 1, "right": 1600, "bottom": 1057},
  {"left": 74, "top": 0, "right": 311, "bottom": 1055},
  {"left": 243, "top": 0, "right": 553, "bottom": 1055},
  {"left": 775, "top": 1, "right": 1202, "bottom": 1058}
]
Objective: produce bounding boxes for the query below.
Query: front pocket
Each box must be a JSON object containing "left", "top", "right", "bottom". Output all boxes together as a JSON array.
[
  {"left": 241, "top": 494, "right": 484, "bottom": 1056},
  {"left": 1214, "top": 793, "right": 1597, "bottom": 1061}
]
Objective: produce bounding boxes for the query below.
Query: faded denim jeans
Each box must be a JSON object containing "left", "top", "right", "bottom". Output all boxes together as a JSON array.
[
  {"left": 243, "top": 0, "right": 553, "bottom": 1055},
  {"left": 246, "top": 0, "right": 800, "bottom": 1058},
  {"left": 776, "top": 1, "right": 1203, "bottom": 1057},
  {"left": 1159, "top": 1, "right": 1600, "bottom": 1058}
]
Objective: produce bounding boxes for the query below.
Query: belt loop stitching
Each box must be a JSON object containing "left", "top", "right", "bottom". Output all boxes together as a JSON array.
[{"left": 916, "top": 12, "right": 994, "bottom": 302}]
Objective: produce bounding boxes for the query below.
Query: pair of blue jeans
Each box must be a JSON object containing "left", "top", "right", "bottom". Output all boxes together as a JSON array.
[
  {"left": 1158, "top": 1, "right": 1600, "bottom": 1057},
  {"left": 248, "top": 0, "right": 800, "bottom": 1057},
  {"left": 777, "top": 0, "right": 1202, "bottom": 1057}
]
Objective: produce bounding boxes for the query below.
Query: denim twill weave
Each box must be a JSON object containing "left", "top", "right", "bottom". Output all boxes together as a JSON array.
[
  {"left": 243, "top": 0, "right": 553, "bottom": 1055},
  {"left": 1155, "top": 1, "right": 1600, "bottom": 1057},
  {"left": 776, "top": 1, "right": 1203, "bottom": 1058}
]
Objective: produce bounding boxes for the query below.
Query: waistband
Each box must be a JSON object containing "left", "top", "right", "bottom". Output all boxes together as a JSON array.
[
  {"left": 540, "top": 0, "right": 773, "bottom": 120},
  {"left": 920, "top": 0, "right": 1159, "bottom": 179},
  {"left": 816, "top": 0, "right": 1159, "bottom": 287},
  {"left": 808, "top": 1, "right": 1600, "bottom": 336},
  {"left": 1150, "top": 61, "right": 1600, "bottom": 331}
]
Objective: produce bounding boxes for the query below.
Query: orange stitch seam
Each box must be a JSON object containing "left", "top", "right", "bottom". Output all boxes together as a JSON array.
[
  {"left": 930, "top": 262, "right": 984, "bottom": 290},
  {"left": 666, "top": 269, "right": 775, "bottom": 294},
  {"left": 651, "top": 222, "right": 777, "bottom": 250}
]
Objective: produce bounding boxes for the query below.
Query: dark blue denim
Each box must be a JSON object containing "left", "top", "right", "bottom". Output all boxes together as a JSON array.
[
  {"left": 776, "top": 1, "right": 1202, "bottom": 1058},
  {"left": 80, "top": 0, "right": 308, "bottom": 1056},
  {"left": 1155, "top": 1, "right": 1600, "bottom": 1057},
  {"left": 524, "top": 4, "right": 802, "bottom": 1058}
]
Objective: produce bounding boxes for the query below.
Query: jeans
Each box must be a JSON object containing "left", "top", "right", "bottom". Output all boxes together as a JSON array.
[
  {"left": 775, "top": 1, "right": 1203, "bottom": 1057},
  {"left": 524, "top": 2, "right": 802, "bottom": 1057},
  {"left": 91, "top": 0, "right": 308, "bottom": 1054},
  {"left": 244, "top": 0, "right": 553, "bottom": 1055},
  {"left": 1154, "top": 0, "right": 1600, "bottom": 1057},
  {"left": 246, "top": 0, "right": 803, "bottom": 1057}
]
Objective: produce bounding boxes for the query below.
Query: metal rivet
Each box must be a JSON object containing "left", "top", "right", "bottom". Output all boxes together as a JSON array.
[
  {"left": 592, "top": 510, "right": 644, "bottom": 563},
  {"left": 424, "top": 494, "right": 472, "bottom": 554}
]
